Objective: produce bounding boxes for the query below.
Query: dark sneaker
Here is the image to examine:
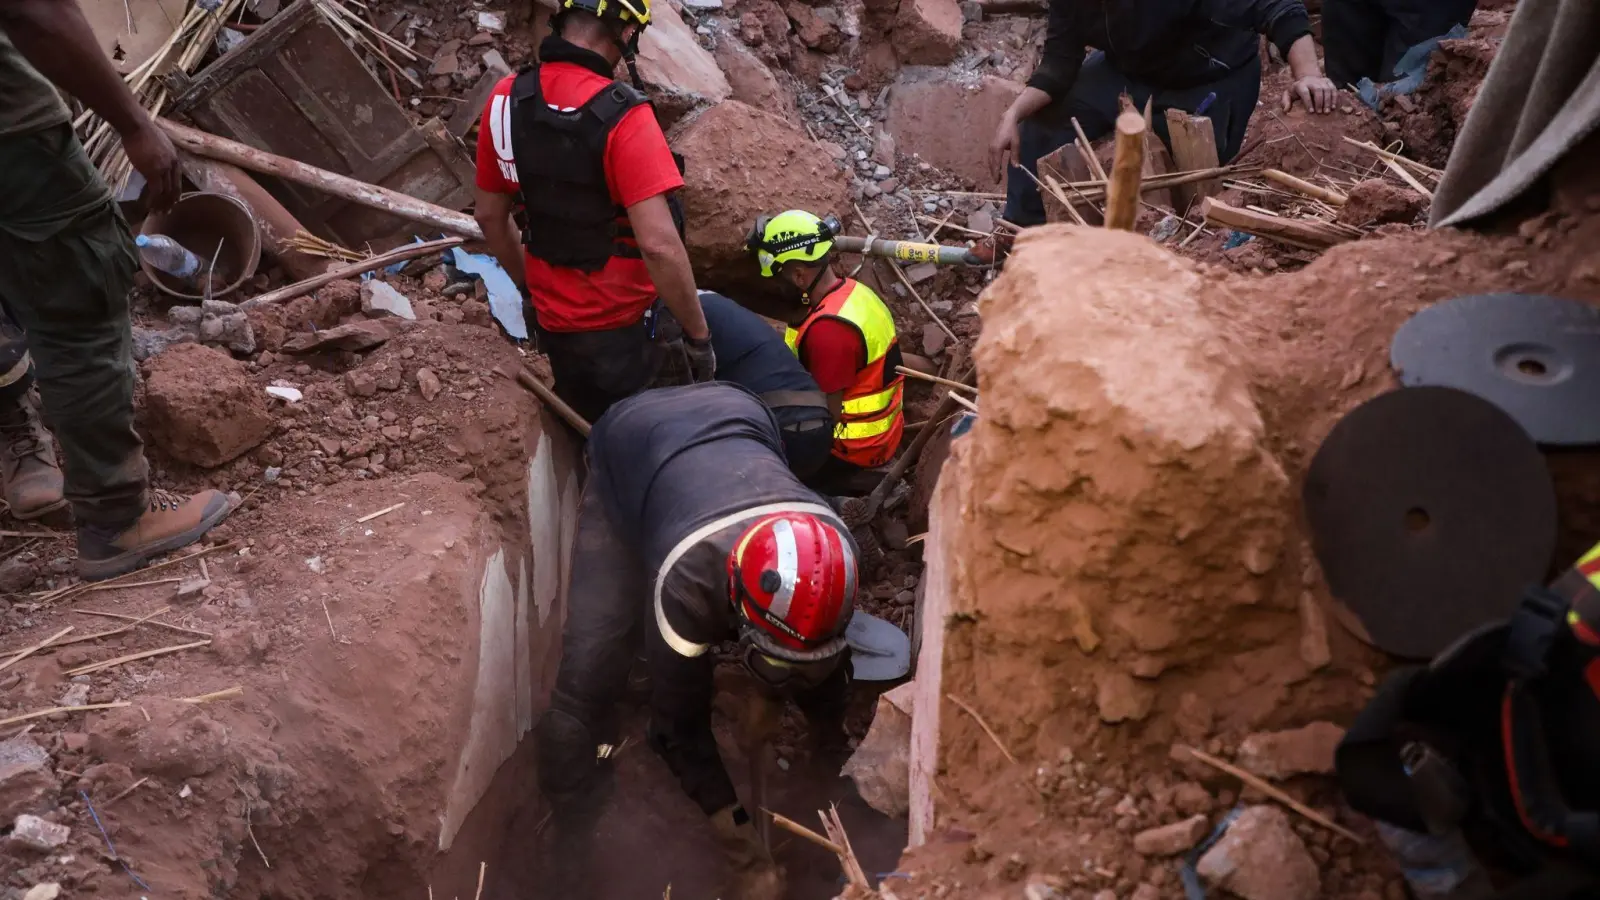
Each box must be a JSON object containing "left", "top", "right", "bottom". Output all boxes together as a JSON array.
[
  {"left": 0, "top": 388, "right": 66, "bottom": 521},
  {"left": 76, "top": 489, "right": 233, "bottom": 581}
]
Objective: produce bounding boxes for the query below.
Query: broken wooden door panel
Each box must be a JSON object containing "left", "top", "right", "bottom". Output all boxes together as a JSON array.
[{"left": 171, "top": 0, "right": 473, "bottom": 248}]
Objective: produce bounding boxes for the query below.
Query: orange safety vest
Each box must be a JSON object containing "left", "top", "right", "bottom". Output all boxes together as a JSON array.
[{"left": 784, "top": 278, "right": 904, "bottom": 467}]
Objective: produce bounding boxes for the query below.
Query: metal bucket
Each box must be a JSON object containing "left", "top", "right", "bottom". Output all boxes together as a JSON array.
[{"left": 138, "top": 191, "right": 262, "bottom": 300}]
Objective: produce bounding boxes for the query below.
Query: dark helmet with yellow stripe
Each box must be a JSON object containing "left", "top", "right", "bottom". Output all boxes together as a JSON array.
[{"left": 559, "top": 0, "right": 652, "bottom": 27}]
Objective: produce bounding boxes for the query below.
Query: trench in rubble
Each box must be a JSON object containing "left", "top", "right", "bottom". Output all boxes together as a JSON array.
[{"left": 413, "top": 412, "right": 907, "bottom": 900}]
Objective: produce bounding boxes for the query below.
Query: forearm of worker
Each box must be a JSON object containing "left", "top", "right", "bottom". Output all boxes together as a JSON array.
[
  {"left": 826, "top": 391, "right": 844, "bottom": 424},
  {"left": 1, "top": 0, "right": 150, "bottom": 135},
  {"left": 630, "top": 195, "right": 708, "bottom": 341},
  {"left": 473, "top": 189, "right": 527, "bottom": 289},
  {"left": 647, "top": 624, "right": 738, "bottom": 814},
  {"left": 1285, "top": 34, "right": 1323, "bottom": 79}
]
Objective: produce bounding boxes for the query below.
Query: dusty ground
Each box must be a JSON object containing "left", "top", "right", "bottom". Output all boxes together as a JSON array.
[{"left": 0, "top": 0, "right": 1543, "bottom": 896}]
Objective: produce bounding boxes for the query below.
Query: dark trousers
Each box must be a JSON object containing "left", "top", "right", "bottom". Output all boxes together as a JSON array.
[
  {"left": 1323, "top": 0, "right": 1478, "bottom": 87},
  {"left": 1003, "top": 50, "right": 1262, "bottom": 227},
  {"left": 772, "top": 405, "right": 833, "bottom": 481},
  {"left": 534, "top": 303, "right": 692, "bottom": 425},
  {"left": 0, "top": 125, "right": 147, "bottom": 525},
  {"left": 544, "top": 482, "right": 737, "bottom": 814}
]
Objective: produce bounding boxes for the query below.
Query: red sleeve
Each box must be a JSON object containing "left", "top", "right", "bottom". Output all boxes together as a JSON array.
[
  {"left": 605, "top": 105, "right": 685, "bottom": 207},
  {"left": 798, "top": 319, "right": 865, "bottom": 394},
  {"left": 475, "top": 76, "right": 518, "bottom": 194}
]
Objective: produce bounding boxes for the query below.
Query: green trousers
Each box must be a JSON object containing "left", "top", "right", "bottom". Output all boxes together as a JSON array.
[{"left": 0, "top": 124, "right": 148, "bottom": 525}]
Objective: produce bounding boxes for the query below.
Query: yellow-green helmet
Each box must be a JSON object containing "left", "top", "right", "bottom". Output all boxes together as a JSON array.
[{"left": 745, "top": 210, "right": 841, "bottom": 278}]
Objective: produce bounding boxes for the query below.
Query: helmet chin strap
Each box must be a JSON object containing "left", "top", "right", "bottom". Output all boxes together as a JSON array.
[
  {"left": 800, "top": 254, "right": 832, "bottom": 302},
  {"left": 615, "top": 29, "right": 646, "bottom": 91}
]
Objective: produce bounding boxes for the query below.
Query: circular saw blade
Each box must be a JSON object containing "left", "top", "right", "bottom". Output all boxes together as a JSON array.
[
  {"left": 1303, "top": 387, "right": 1556, "bottom": 659},
  {"left": 1391, "top": 293, "right": 1600, "bottom": 446}
]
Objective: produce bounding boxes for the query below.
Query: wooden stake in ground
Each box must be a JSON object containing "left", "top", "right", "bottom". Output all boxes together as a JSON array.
[
  {"left": 1199, "top": 197, "right": 1362, "bottom": 251},
  {"left": 492, "top": 366, "right": 592, "bottom": 437},
  {"left": 1104, "top": 112, "right": 1147, "bottom": 230},
  {"left": 1164, "top": 109, "right": 1222, "bottom": 213}
]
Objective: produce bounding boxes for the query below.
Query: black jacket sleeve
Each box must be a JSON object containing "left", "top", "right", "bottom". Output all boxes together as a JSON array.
[
  {"left": 1025, "top": 0, "right": 1088, "bottom": 100},
  {"left": 1197, "top": 0, "right": 1312, "bottom": 58}
]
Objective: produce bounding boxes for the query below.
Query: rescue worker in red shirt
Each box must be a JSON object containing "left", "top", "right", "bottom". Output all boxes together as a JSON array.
[
  {"left": 746, "top": 210, "right": 906, "bottom": 493},
  {"left": 473, "top": 0, "right": 714, "bottom": 424}
]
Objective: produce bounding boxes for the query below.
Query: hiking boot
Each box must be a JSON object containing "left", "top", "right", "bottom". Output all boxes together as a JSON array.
[
  {"left": 0, "top": 388, "right": 66, "bottom": 521},
  {"left": 76, "top": 489, "right": 233, "bottom": 581}
]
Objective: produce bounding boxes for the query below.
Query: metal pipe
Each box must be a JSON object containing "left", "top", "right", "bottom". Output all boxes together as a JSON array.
[{"left": 832, "top": 234, "right": 986, "bottom": 267}]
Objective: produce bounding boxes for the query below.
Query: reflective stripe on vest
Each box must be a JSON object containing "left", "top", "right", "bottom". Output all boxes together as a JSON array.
[{"left": 784, "top": 278, "right": 904, "bottom": 467}]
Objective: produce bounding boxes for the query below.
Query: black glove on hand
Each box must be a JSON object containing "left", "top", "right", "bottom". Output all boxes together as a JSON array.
[{"left": 685, "top": 333, "right": 717, "bottom": 383}]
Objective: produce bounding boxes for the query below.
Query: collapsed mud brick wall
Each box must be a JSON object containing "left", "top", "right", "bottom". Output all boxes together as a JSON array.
[{"left": 904, "top": 227, "right": 1396, "bottom": 897}]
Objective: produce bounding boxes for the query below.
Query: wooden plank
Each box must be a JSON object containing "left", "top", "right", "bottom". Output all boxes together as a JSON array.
[
  {"left": 1163, "top": 109, "right": 1221, "bottom": 214},
  {"left": 1104, "top": 112, "right": 1146, "bottom": 230},
  {"left": 1199, "top": 198, "right": 1358, "bottom": 251}
]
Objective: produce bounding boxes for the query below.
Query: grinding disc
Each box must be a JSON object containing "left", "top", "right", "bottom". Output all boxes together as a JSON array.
[
  {"left": 1303, "top": 386, "right": 1556, "bottom": 659},
  {"left": 1391, "top": 293, "right": 1600, "bottom": 446}
]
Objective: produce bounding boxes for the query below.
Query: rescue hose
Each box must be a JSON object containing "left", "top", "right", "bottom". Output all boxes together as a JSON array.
[{"left": 831, "top": 235, "right": 987, "bottom": 267}]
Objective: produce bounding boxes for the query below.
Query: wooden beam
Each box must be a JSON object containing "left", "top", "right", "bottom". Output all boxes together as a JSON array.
[
  {"left": 1163, "top": 110, "right": 1221, "bottom": 214},
  {"left": 1199, "top": 198, "right": 1359, "bottom": 251},
  {"left": 1104, "top": 112, "right": 1145, "bottom": 230},
  {"left": 158, "top": 118, "right": 485, "bottom": 241}
]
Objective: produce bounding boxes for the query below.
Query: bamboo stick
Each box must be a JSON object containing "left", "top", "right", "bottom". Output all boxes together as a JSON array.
[
  {"left": 76, "top": 608, "right": 213, "bottom": 639},
  {"left": 895, "top": 365, "right": 978, "bottom": 395},
  {"left": 0, "top": 701, "right": 132, "bottom": 729},
  {"left": 1070, "top": 117, "right": 1108, "bottom": 182},
  {"left": 244, "top": 237, "right": 464, "bottom": 307},
  {"left": 1179, "top": 745, "right": 1365, "bottom": 843},
  {"left": 493, "top": 367, "right": 592, "bottom": 438},
  {"left": 66, "top": 640, "right": 211, "bottom": 677},
  {"left": 0, "top": 627, "right": 73, "bottom": 674},
  {"left": 1104, "top": 112, "right": 1146, "bottom": 230},
  {"left": 1263, "top": 169, "right": 1349, "bottom": 206}
]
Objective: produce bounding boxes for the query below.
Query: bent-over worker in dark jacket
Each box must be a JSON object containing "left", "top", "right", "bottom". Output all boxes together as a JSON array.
[
  {"left": 992, "top": 0, "right": 1339, "bottom": 226},
  {"left": 535, "top": 382, "right": 857, "bottom": 898},
  {"left": 698, "top": 290, "right": 833, "bottom": 480}
]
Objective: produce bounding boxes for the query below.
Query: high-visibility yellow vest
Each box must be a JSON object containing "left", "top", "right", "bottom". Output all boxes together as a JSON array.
[{"left": 784, "top": 278, "right": 904, "bottom": 467}]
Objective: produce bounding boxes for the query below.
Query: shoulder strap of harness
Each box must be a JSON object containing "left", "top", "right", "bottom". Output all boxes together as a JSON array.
[{"left": 1501, "top": 587, "right": 1600, "bottom": 863}]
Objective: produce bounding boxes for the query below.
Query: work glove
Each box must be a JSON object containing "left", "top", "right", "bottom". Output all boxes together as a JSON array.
[{"left": 685, "top": 332, "right": 717, "bottom": 383}]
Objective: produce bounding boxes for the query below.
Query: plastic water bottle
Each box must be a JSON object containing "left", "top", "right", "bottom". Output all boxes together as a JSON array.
[
  {"left": 134, "top": 234, "right": 203, "bottom": 283},
  {"left": 1375, "top": 822, "right": 1495, "bottom": 899}
]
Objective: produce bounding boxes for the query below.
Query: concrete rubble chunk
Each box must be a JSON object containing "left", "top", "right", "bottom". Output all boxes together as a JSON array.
[
  {"left": 0, "top": 736, "right": 57, "bottom": 822},
  {"left": 1096, "top": 670, "right": 1154, "bottom": 723},
  {"left": 784, "top": 0, "right": 842, "bottom": 51},
  {"left": 921, "top": 321, "right": 947, "bottom": 356},
  {"left": 1196, "top": 805, "right": 1320, "bottom": 900},
  {"left": 361, "top": 280, "right": 416, "bottom": 320},
  {"left": 635, "top": 1, "right": 730, "bottom": 128},
  {"left": 142, "top": 343, "right": 274, "bottom": 468},
  {"left": 672, "top": 100, "right": 850, "bottom": 293},
  {"left": 199, "top": 298, "right": 256, "bottom": 354},
  {"left": 10, "top": 814, "right": 70, "bottom": 852},
  {"left": 23, "top": 884, "right": 62, "bottom": 900},
  {"left": 888, "top": 70, "right": 1023, "bottom": 188},
  {"left": 714, "top": 39, "right": 795, "bottom": 119},
  {"left": 841, "top": 686, "right": 913, "bottom": 817},
  {"left": 1235, "top": 721, "right": 1345, "bottom": 780},
  {"left": 416, "top": 367, "right": 443, "bottom": 401},
  {"left": 1132, "top": 814, "right": 1209, "bottom": 856},
  {"left": 894, "top": 0, "right": 964, "bottom": 65},
  {"left": 282, "top": 320, "right": 391, "bottom": 354}
]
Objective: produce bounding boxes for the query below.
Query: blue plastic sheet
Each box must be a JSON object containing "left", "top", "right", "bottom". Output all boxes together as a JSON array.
[
  {"left": 1355, "top": 24, "right": 1471, "bottom": 110},
  {"left": 450, "top": 247, "right": 528, "bottom": 340}
]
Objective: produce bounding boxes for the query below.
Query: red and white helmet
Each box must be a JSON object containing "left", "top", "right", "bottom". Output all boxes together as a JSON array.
[{"left": 727, "top": 512, "right": 856, "bottom": 661}]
